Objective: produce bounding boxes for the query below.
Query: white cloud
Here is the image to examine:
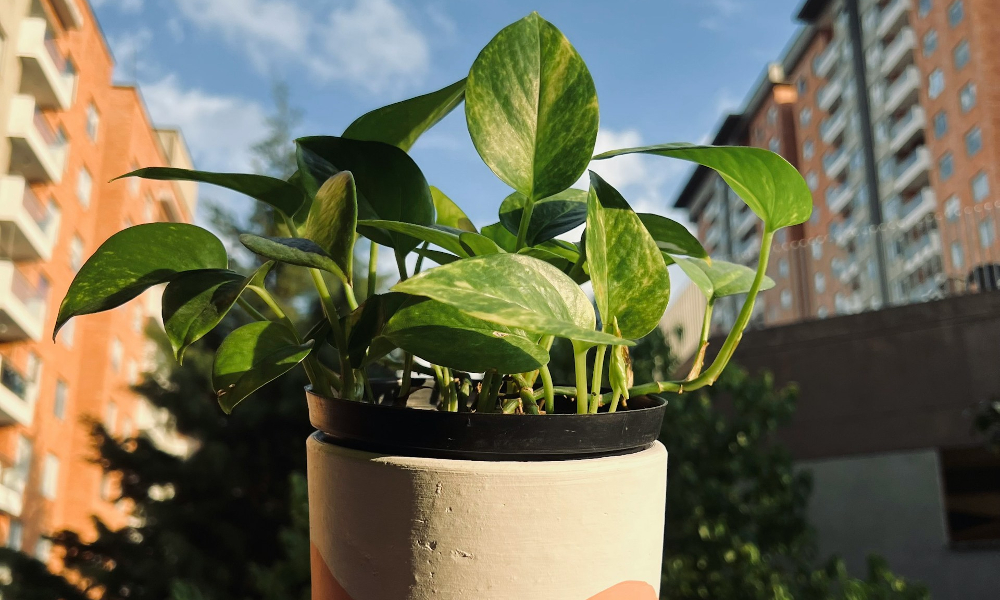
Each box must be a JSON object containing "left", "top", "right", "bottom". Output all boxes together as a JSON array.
[
  {"left": 140, "top": 74, "right": 267, "bottom": 173},
  {"left": 108, "top": 27, "right": 154, "bottom": 81},
  {"left": 172, "top": 0, "right": 431, "bottom": 95}
]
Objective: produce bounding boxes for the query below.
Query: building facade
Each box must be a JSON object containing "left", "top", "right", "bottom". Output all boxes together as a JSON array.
[
  {"left": 0, "top": 0, "right": 195, "bottom": 566},
  {"left": 676, "top": 0, "right": 1000, "bottom": 333}
]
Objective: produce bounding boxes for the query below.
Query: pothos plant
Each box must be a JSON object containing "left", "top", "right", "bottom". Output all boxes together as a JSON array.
[{"left": 53, "top": 13, "right": 811, "bottom": 417}]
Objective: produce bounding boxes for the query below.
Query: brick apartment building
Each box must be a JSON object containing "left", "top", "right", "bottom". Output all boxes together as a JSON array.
[
  {"left": 0, "top": 0, "right": 195, "bottom": 565},
  {"left": 674, "top": 0, "right": 1000, "bottom": 335}
]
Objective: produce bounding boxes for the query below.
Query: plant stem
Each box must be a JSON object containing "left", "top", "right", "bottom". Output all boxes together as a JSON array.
[
  {"left": 478, "top": 370, "right": 496, "bottom": 413},
  {"left": 413, "top": 241, "right": 428, "bottom": 275},
  {"left": 395, "top": 249, "right": 409, "bottom": 281},
  {"left": 236, "top": 296, "right": 268, "bottom": 322},
  {"left": 590, "top": 345, "right": 607, "bottom": 414},
  {"left": 539, "top": 365, "right": 555, "bottom": 414},
  {"left": 572, "top": 343, "right": 589, "bottom": 414},
  {"left": 567, "top": 251, "right": 585, "bottom": 280},
  {"left": 395, "top": 352, "right": 414, "bottom": 407},
  {"left": 514, "top": 198, "right": 536, "bottom": 250},
  {"left": 609, "top": 391, "right": 623, "bottom": 413},
  {"left": 685, "top": 298, "right": 715, "bottom": 380},
  {"left": 367, "top": 242, "right": 378, "bottom": 301},
  {"left": 309, "top": 268, "right": 355, "bottom": 399},
  {"left": 445, "top": 368, "right": 458, "bottom": 412},
  {"left": 513, "top": 374, "right": 540, "bottom": 415},
  {"left": 683, "top": 229, "right": 775, "bottom": 392}
]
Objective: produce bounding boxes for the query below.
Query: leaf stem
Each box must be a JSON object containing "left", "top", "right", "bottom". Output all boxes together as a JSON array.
[
  {"left": 395, "top": 352, "right": 414, "bottom": 407},
  {"left": 590, "top": 345, "right": 607, "bottom": 414},
  {"left": 367, "top": 242, "right": 378, "bottom": 300},
  {"left": 539, "top": 365, "right": 555, "bottom": 414},
  {"left": 513, "top": 374, "right": 540, "bottom": 415},
  {"left": 395, "top": 249, "right": 409, "bottom": 281},
  {"left": 685, "top": 299, "right": 715, "bottom": 380},
  {"left": 236, "top": 296, "right": 268, "bottom": 322},
  {"left": 572, "top": 342, "right": 589, "bottom": 414},
  {"left": 514, "top": 198, "right": 535, "bottom": 250},
  {"left": 309, "top": 268, "right": 355, "bottom": 399},
  {"left": 478, "top": 370, "right": 496, "bottom": 413},
  {"left": 413, "top": 241, "right": 429, "bottom": 275}
]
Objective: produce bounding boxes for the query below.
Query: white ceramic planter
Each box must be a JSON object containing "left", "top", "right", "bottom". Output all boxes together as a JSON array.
[{"left": 307, "top": 432, "right": 667, "bottom": 600}]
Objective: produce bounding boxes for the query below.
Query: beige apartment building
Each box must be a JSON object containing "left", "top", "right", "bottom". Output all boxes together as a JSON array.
[
  {"left": 675, "top": 0, "right": 1000, "bottom": 334},
  {"left": 0, "top": 0, "right": 195, "bottom": 568}
]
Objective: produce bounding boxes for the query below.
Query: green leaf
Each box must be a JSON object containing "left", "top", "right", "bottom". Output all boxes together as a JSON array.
[
  {"left": 54, "top": 223, "right": 227, "bottom": 339},
  {"left": 677, "top": 258, "right": 776, "bottom": 301},
  {"left": 517, "top": 247, "right": 574, "bottom": 273},
  {"left": 343, "top": 78, "right": 467, "bottom": 152},
  {"left": 459, "top": 232, "right": 503, "bottom": 256},
  {"left": 431, "top": 186, "right": 476, "bottom": 232},
  {"left": 304, "top": 171, "right": 358, "bottom": 280},
  {"left": 392, "top": 253, "right": 629, "bottom": 346},
  {"left": 481, "top": 222, "right": 517, "bottom": 252},
  {"left": 593, "top": 144, "right": 812, "bottom": 231},
  {"left": 586, "top": 172, "right": 670, "bottom": 339},
  {"left": 346, "top": 292, "right": 408, "bottom": 369},
  {"left": 162, "top": 262, "right": 274, "bottom": 362},
  {"left": 638, "top": 213, "right": 708, "bottom": 259},
  {"left": 499, "top": 189, "right": 588, "bottom": 245},
  {"left": 295, "top": 136, "right": 434, "bottom": 254},
  {"left": 465, "top": 12, "right": 599, "bottom": 201},
  {"left": 115, "top": 168, "right": 304, "bottom": 220},
  {"left": 213, "top": 322, "right": 313, "bottom": 413},
  {"left": 356, "top": 220, "right": 469, "bottom": 258},
  {"left": 383, "top": 297, "right": 548, "bottom": 374},
  {"left": 239, "top": 234, "right": 348, "bottom": 284},
  {"left": 413, "top": 247, "right": 461, "bottom": 266}
]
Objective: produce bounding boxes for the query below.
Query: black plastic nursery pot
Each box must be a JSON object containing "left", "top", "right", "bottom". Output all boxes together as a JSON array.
[{"left": 305, "top": 380, "right": 669, "bottom": 599}]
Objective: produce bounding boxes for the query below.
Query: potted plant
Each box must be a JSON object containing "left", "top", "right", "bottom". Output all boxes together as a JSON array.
[{"left": 54, "top": 12, "right": 810, "bottom": 600}]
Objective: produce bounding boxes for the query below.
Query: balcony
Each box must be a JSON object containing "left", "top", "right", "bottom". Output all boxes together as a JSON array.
[
  {"left": 838, "top": 259, "right": 861, "bottom": 284},
  {"left": 734, "top": 206, "right": 757, "bottom": 237},
  {"left": 884, "top": 66, "right": 920, "bottom": 114},
  {"left": 51, "top": 0, "right": 84, "bottom": 29},
  {"left": 7, "top": 95, "right": 67, "bottom": 183},
  {"left": 894, "top": 146, "right": 931, "bottom": 194},
  {"left": 817, "top": 76, "right": 844, "bottom": 112},
  {"left": 889, "top": 106, "right": 925, "bottom": 154},
  {"left": 813, "top": 41, "right": 840, "bottom": 79},
  {"left": 881, "top": 27, "right": 916, "bottom": 77},
  {"left": 735, "top": 233, "right": 760, "bottom": 260},
  {"left": 900, "top": 232, "right": 942, "bottom": 276},
  {"left": 877, "top": 0, "right": 910, "bottom": 40},
  {"left": 0, "top": 356, "right": 34, "bottom": 428},
  {"left": 0, "top": 176, "right": 60, "bottom": 261},
  {"left": 897, "top": 188, "right": 936, "bottom": 231},
  {"left": 820, "top": 109, "right": 849, "bottom": 144},
  {"left": 16, "top": 18, "right": 76, "bottom": 110},
  {"left": 826, "top": 181, "right": 855, "bottom": 214},
  {"left": 0, "top": 454, "right": 25, "bottom": 517},
  {"left": 823, "top": 146, "right": 850, "bottom": 179},
  {"left": 0, "top": 262, "right": 47, "bottom": 342}
]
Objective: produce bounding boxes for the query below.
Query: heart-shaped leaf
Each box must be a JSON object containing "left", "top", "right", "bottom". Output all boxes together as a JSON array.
[
  {"left": 357, "top": 220, "right": 468, "bottom": 258},
  {"left": 638, "top": 213, "right": 708, "bottom": 260},
  {"left": 295, "top": 136, "right": 434, "bottom": 255},
  {"left": 114, "top": 168, "right": 305, "bottom": 221},
  {"left": 213, "top": 322, "right": 313, "bottom": 413},
  {"left": 343, "top": 78, "right": 467, "bottom": 152},
  {"left": 54, "top": 223, "right": 227, "bottom": 339},
  {"left": 466, "top": 12, "right": 599, "bottom": 201},
  {"left": 346, "top": 292, "right": 408, "bottom": 368},
  {"left": 594, "top": 144, "right": 812, "bottom": 231},
  {"left": 392, "top": 253, "right": 628, "bottom": 346},
  {"left": 163, "top": 261, "right": 275, "bottom": 362},
  {"left": 304, "top": 171, "right": 358, "bottom": 280},
  {"left": 239, "top": 234, "right": 348, "bottom": 284},
  {"left": 586, "top": 172, "right": 670, "bottom": 339},
  {"left": 499, "top": 189, "right": 588, "bottom": 245},
  {"left": 431, "top": 186, "right": 476, "bottom": 232},
  {"left": 481, "top": 222, "right": 517, "bottom": 252},
  {"left": 382, "top": 297, "right": 548, "bottom": 374},
  {"left": 459, "top": 232, "right": 503, "bottom": 256},
  {"left": 413, "top": 247, "right": 461, "bottom": 266},
  {"left": 677, "top": 258, "right": 776, "bottom": 301}
]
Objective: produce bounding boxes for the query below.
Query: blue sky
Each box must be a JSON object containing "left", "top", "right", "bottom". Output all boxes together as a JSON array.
[{"left": 92, "top": 0, "right": 805, "bottom": 228}]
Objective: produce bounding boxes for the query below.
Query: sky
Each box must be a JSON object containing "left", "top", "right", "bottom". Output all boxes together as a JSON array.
[{"left": 91, "top": 0, "right": 806, "bottom": 229}]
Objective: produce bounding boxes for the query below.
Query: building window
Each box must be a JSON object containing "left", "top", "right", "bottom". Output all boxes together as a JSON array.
[
  {"left": 59, "top": 319, "right": 75, "bottom": 348},
  {"left": 769, "top": 137, "right": 781, "bottom": 153},
  {"left": 144, "top": 193, "right": 155, "bottom": 222},
  {"left": 105, "top": 401, "right": 118, "bottom": 435},
  {"left": 110, "top": 338, "right": 123, "bottom": 372},
  {"left": 76, "top": 167, "right": 92, "bottom": 208},
  {"left": 54, "top": 380, "right": 67, "bottom": 419},
  {"left": 780, "top": 289, "right": 792, "bottom": 309},
  {"left": 817, "top": 306, "right": 829, "bottom": 318},
  {"left": 797, "top": 77, "right": 807, "bottom": 96},
  {"left": 953, "top": 40, "right": 970, "bottom": 69},
  {"left": 41, "top": 454, "right": 59, "bottom": 500},
  {"left": 972, "top": 172, "right": 990, "bottom": 202},
  {"left": 767, "top": 107, "right": 777, "bottom": 125},
  {"left": 960, "top": 82, "right": 977, "bottom": 112},
  {"left": 803, "top": 139, "right": 815, "bottom": 160},
  {"left": 945, "top": 195, "right": 961, "bottom": 221},
  {"left": 800, "top": 107, "right": 812, "bottom": 127},
  {"left": 811, "top": 242, "right": 823, "bottom": 260},
  {"left": 950, "top": 242, "right": 964, "bottom": 269},
  {"left": 948, "top": 0, "right": 964, "bottom": 27},
  {"left": 923, "top": 29, "right": 938, "bottom": 56},
  {"left": 129, "top": 161, "right": 140, "bottom": 196},
  {"left": 939, "top": 152, "right": 954, "bottom": 181},
  {"left": 928, "top": 69, "right": 945, "bottom": 99},
  {"left": 966, "top": 127, "right": 982, "bottom": 156},
  {"left": 7, "top": 521, "right": 23, "bottom": 551},
  {"left": 919, "top": 0, "right": 932, "bottom": 16},
  {"left": 933, "top": 110, "right": 948, "bottom": 138},
  {"left": 814, "top": 272, "right": 826, "bottom": 293},
  {"left": 35, "top": 538, "right": 52, "bottom": 563},
  {"left": 778, "top": 259, "right": 789, "bottom": 278},
  {"left": 69, "top": 235, "right": 83, "bottom": 271},
  {"left": 85, "top": 103, "right": 99, "bottom": 141},
  {"left": 806, "top": 172, "right": 818, "bottom": 191},
  {"left": 980, "top": 217, "right": 996, "bottom": 248}
]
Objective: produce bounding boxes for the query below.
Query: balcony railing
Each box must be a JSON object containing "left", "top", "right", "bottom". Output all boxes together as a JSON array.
[
  {"left": 11, "top": 270, "right": 45, "bottom": 321},
  {"left": 877, "top": 0, "right": 909, "bottom": 39},
  {"left": 896, "top": 188, "right": 936, "bottom": 230},
  {"left": 6, "top": 95, "right": 67, "bottom": 183},
  {"left": 813, "top": 41, "right": 840, "bottom": 78},
  {"left": 881, "top": 27, "right": 916, "bottom": 76},
  {"left": 817, "top": 76, "right": 844, "bottom": 111},
  {"left": 826, "top": 182, "right": 855, "bottom": 213},
  {"left": 820, "top": 109, "right": 849, "bottom": 144},
  {"left": 0, "top": 176, "right": 60, "bottom": 261},
  {"left": 889, "top": 106, "right": 925, "bottom": 153},
  {"left": 16, "top": 18, "right": 76, "bottom": 109},
  {"left": 823, "top": 146, "right": 849, "bottom": 178},
  {"left": 894, "top": 146, "right": 930, "bottom": 193},
  {"left": 885, "top": 65, "right": 920, "bottom": 114},
  {"left": 0, "top": 355, "right": 34, "bottom": 428}
]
